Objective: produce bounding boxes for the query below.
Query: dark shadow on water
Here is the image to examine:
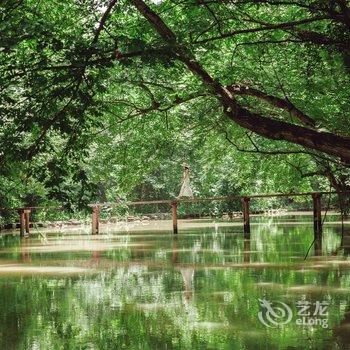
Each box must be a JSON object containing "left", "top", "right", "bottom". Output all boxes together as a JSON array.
[
  {"left": 341, "top": 232, "right": 350, "bottom": 256},
  {"left": 331, "top": 229, "right": 350, "bottom": 257},
  {"left": 314, "top": 236, "right": 322, "bottom": 256},
  {"left": 333, "top": 308, "right": 350, "bottom": 349},
  {"left": 244, "top": 239, "right": 250, "bottom": 263}
]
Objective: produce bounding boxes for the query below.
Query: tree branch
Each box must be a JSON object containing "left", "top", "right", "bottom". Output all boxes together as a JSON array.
[
  {"left": 226, "top": 84, "right": 316, "bottom": 128},
  {"left": 224, "top": 132, "right": 308, "bottom": 155},
  {"left": 131, "top": 0, "right": 350, "bottom": 163},
  {"left": 194, "top": 16, "right": 329, "bottom": 44},
  {"left": 92, "top": 0, "right": 119, "bottom": 45}
]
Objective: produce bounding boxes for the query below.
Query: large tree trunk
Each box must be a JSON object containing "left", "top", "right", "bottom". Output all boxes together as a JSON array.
[{"left": 225, "top": 106, "right": 350, "bottom": 163}]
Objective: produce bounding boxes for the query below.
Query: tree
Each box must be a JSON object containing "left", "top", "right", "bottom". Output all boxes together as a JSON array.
[{"left": 1, "top": 0, "right": 350, "bottom": 206}]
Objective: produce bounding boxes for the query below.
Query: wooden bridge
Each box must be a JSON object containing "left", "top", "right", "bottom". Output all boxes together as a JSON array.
[
  {"left": 89, "top": 191, "right": 339, "bottom": 242},
  {"left": 1, "top": 191, "right": 346, "bottom": 246}
]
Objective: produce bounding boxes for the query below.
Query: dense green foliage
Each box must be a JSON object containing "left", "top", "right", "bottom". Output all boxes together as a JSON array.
[{"left": 1, "top": 0, "right": 350, "bottom": 211}]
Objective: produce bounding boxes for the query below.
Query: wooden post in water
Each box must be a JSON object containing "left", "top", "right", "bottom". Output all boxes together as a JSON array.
[
  {"left": 241, "top": 197, "right": 250, "bottom": 238},
  {"left": 312, "top": 193, "right": 322, "bottom": 251},
  {"left": 91, "top": 205, "right": 100, "bottom": 235},
  {"left": 18, "top": 209, "right": 26, "bottom": 238},
  {"left": 24, "top": 209, "right": 31, "bottom": 235},
  {"left": 171, "top": 201, "right": 178, "bottom": 234}
]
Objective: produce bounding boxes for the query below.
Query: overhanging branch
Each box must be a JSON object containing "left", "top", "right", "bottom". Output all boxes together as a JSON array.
[{"left": 226, "top": 84, "right": 316, "bottom": 128}]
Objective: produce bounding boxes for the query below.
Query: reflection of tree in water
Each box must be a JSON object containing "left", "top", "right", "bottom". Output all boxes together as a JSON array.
[
  {"left": 332, "top": 264, "right": 350, "bottom": 349},
  {"left": 2, "top": 226, "right": 350, "bottom": 349},
  {"left": 172, "top": 231, "right": 251, "bottom": 301},
  {"left": 333, "top": 306, "right": 350, "bottom": 349},
  {"left": 328, "top": 228, "right": 350, "bottom": 349},
  {"left": 340, "top": 231, "right": 350, "bottom": 256},
  {"left": 244, "top": 239, "right": 250, "bottom": 263},
  {"left": 331, "top": 228, "right": 350, "bottom": 256},
  {"left": 314, "top": 236, "right": 322, "bottom": 256},
  {"left": 174, "top": 236, "right": 249, "bottom": 303},
  {"left": 20, "top": 238, "right": 31, "bottom": 263}
]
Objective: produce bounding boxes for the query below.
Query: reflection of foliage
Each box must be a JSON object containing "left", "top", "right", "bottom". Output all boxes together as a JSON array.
[{"left": 0, "top": 225, "right": 348, "bottom": 349}]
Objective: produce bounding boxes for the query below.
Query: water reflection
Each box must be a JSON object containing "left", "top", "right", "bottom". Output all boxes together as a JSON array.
[
  {"left": 244, "top": 239, "right": 250, "bottom": 263},
  {"left": 0, "top": 219, "right": 348, "bottom": 349},
  {"left": 314, "top": 235, "right": 322, "bottom": 256},
  {"left": 341, "top": 231, "right": 350, "bottom": 256},
  {"left": 179, "top": 267, "right": 194, "bottom": 301},
  {"left": 334, "top": 307, "right": 350, "bottom": 349},
  {"left": 331, "top": 230, "right": 350, "bottom": 257}
]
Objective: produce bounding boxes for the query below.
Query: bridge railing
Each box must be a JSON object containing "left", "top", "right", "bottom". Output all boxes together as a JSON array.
[
  {"left": 88, "top": 191, "right": 349, "bottom": 241},
  {"left": 1, "top": 191, "right": 348, "bottom": 239}
]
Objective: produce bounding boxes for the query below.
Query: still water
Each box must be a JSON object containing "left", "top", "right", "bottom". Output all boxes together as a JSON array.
[{"left": 0, "top": 218, "right": 349, "bottom": 349}]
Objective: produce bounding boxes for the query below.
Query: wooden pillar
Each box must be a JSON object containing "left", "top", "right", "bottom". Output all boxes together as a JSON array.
[
  {"left": 312, "top": 193, "right": 322, "bottom": 251},
  {"left": 241, "top": 197, "right": 250, "bottom": 238},
  {"left": 171, "top": 201, "right": 178, "bottom": 234},
  {"left": 24, "top": 209, "right": 31, "bottom": 235},
  {"left": 18, "top": 209, "right": 26, "bottom": 238},
  {"left": 92, "top": 205, "right": 100, "bottom": 235}
]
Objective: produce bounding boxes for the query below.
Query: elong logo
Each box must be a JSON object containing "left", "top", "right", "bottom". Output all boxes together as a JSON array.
[
  {"left": 258, "top": 296, "right": 329, "bottom": 329},
  {"left": 258, "top": 299, "right": 292, "bottom": 327}
]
